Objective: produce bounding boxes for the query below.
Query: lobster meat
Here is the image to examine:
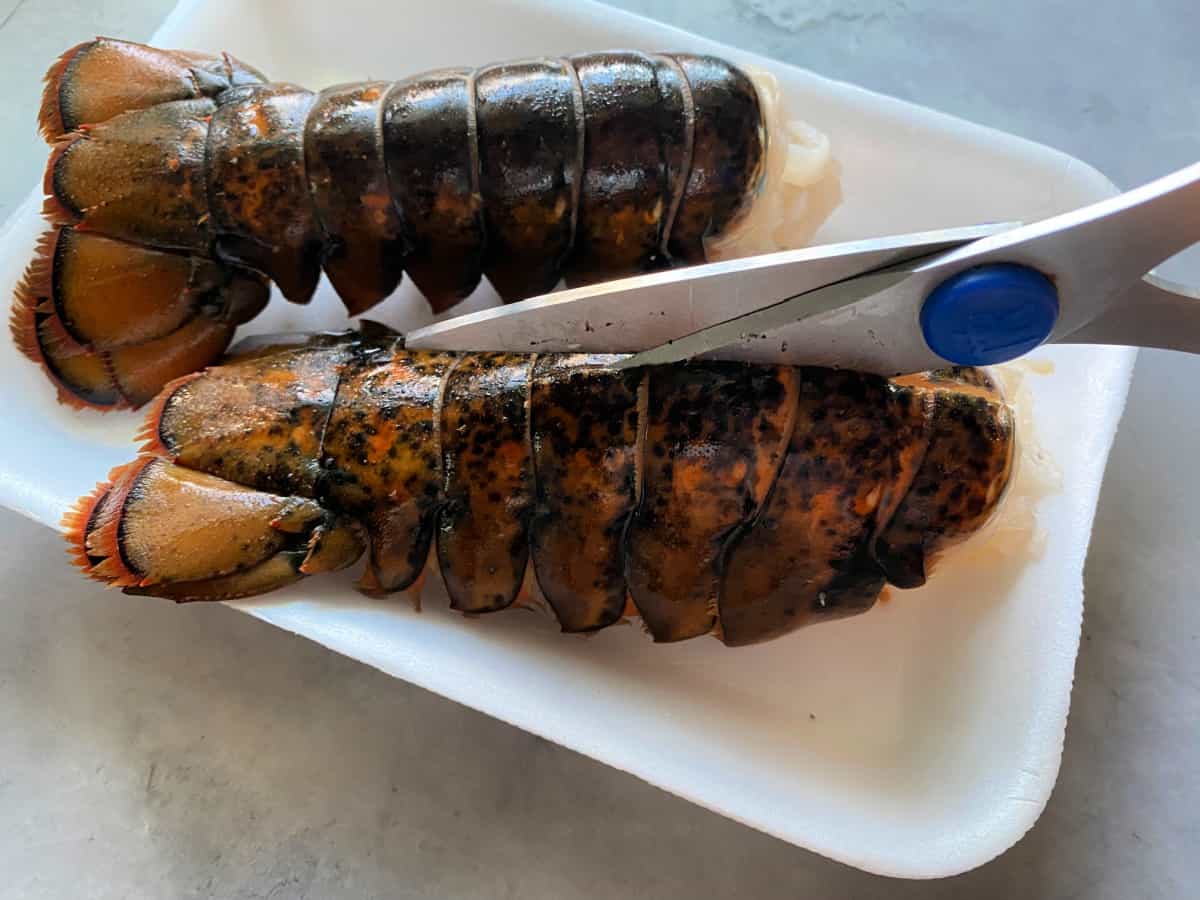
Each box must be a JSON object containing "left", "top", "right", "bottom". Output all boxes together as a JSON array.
[
  {"left": 66, "top": 326, "right": 1015, "bottom": 647},
  {"left": 12, "top": 38, "right": 827, "bottom": 412}
]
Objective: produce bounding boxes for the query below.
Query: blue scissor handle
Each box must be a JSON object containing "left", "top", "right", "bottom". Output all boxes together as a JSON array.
[{"left": 920, "top": 263, "right": 1059, "bottom": 366}]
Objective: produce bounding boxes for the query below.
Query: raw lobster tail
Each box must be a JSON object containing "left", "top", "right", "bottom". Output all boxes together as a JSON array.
[
  {"left": 15, "top": 38, "right": 824, "bottom": 411},
  {"left": 66, "top": 327, "right": 1015, "bottom": 648}
]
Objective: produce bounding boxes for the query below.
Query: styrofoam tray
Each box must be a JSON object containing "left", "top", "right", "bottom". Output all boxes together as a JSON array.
[{"left": 0, "top": 0, "right": 1136, "bottom": 878}]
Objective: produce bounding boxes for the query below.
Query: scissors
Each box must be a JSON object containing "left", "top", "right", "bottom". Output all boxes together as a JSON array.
[{"left": 403, "top": 159, "right": 1200, "bottom": 375}]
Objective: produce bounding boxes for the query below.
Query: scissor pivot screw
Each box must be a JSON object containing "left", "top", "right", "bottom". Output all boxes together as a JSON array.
[{"left": 921, "top": 263, "right": 1059, "bottom": 366}]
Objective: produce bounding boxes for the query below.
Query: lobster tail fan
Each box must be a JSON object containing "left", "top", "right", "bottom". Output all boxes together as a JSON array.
[
  {"left": 67, "top": 457, "right": 364, "bottom": 603},
  {"left": 37, "top": 42, "right": 85, "bottom": 141},
  {"left": 61, "top": 478, "right": 115, "bottom": 576},
  {"left": 134, "top": 370, "right": 206, "bottom": 457},
  {"left": 10, "top": 229, "right": 127, "bottom": 410},
  {"left": 103, "top": 318, "right": 238, "bottom": 409},
  {"left": 62, "top": 456, "right": 155, "bottom": 586},
  {"left": 39, "top": 37, "right": 266, "bottom": 140},
  {"left": 16, "top": 36, "right": 278, "bottom": 414},
  {"left": 10, "top": 229, "right": 56, "bottom": 367}
]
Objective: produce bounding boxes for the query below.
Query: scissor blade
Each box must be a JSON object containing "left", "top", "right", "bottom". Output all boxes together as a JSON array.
[
  {"left": 402, "top": 222, "right": 1014, "bottom": 355},
  {"left": 610, "top": 267, "right": 915, "bottom": 369}
]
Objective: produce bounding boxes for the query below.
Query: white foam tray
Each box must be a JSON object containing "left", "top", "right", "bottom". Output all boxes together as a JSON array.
[{"left": 0, "top": 0, "right": 1136, "bottom": 878}]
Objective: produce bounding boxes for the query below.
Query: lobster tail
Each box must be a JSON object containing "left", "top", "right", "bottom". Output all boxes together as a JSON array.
[
  {"left": 17, "top": 40, "right": 840, "bottom": 411},
  {"left": 67, "top": 330, "right": 1017, "bottom": 648}
]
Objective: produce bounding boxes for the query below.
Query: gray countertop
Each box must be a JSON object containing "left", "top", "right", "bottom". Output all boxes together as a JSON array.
[{"left": 1, "top": 1, "right": 1197, "bottom": 897}]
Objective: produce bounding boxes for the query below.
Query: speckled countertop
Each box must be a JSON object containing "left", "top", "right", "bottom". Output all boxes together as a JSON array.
[{"left": 1, "top": 1, "right": 1197, "bottom": 897}]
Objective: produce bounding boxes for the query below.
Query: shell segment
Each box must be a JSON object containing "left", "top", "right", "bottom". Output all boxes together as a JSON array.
[
  {"left": 528, "top": 354, "right": 642, "bottom": 632},
  {"left": 624, "top": 363, "right": 798, "bottom": 642},
  {"left": 436, "top": 353, "right": 535, "bottom": 613}
]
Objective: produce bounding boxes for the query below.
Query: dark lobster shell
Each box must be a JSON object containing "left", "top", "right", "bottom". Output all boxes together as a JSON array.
[
  {"left": 66, "top": 328, "right": 1016, "bottom": 648},
  {"left": 14, "top": 39, "right": 770, "bottom": 411}
]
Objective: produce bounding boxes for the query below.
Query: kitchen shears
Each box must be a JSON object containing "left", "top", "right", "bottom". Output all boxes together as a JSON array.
[{"left": 404, "top": 160, "right": 1200, "bottom": 374}]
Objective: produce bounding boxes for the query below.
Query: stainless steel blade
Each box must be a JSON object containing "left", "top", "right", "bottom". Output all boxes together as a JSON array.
[
  {"left": 402, "top": 223, "right": 1015, "bottom": 355},
  {"left": 610, "top": 268, "right": 914, "bottom": 370}
]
